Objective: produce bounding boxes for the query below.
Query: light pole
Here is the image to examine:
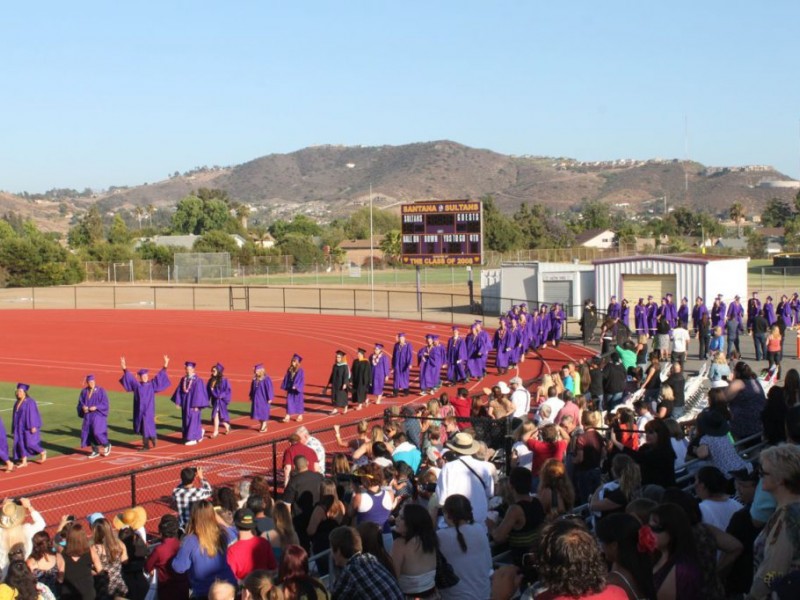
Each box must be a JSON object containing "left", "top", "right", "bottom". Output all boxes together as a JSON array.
[
  {"left": 369, "top": 184, "right": 374, "bottom": 311},
  {"left": 698, "top": 223, "right": 705, "bottom": 254}
]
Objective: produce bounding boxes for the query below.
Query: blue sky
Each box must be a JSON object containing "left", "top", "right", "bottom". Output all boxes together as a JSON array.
[{"left": 1, "top": 1, "right": 798, "bottom": 192}]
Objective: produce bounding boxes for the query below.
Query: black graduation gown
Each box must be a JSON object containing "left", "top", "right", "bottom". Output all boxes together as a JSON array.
[
  {"left": 328, "top": 362, "right": 350, "bottom": 407},
  {"left": 350, "top": 359, "right": 372, "bottom": 404}
]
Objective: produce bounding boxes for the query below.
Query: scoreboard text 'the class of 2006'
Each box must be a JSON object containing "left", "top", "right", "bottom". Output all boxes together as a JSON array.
[{"left": 400, "top": 200, "right": 483, "bottom": 266}]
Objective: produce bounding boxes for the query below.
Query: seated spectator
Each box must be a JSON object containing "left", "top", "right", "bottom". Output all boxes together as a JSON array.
[
  {"left": 276, "top": 544, "right": 329, "bottom": 600},
  {"left": 437, "top": 495, "right": 492, "bottom": 600},
  {"left": 227, "top": 509, "right": 277, "bottom": 582},
  {"left": 725, "top": 468, "right": 760, "bottom": 597},
  {"left": 694, "top": 466, "right": 743, "bottom": 531},
  {"left": 266, "top": 503, "right": 300, "bottom": 563},
  {"left": 328, "top": 526, "right": 403, "bottom": 600},
  {"left": 750, "top": 444, "right": 800, "bottom": 599},
  {"left": 691, "top": 410, "right": 751, "bottom": 477},
  {"left": 611, "top": 418, "right": 676, "bottom": 489},
  {"left": 625, "top": 497, "right": 657, "bottom": 525},
  {"left": 554, "top": 392, "right": 581, "bottom": 427},
  {"left": 391, "top": 504, "right": 438, "bottom": 598},
  {"left": 282, "top": 455, "right": 323, "bottom": 550},
  {"left": 596, "top": 513, "right": 657, "bottom": 600},
  {"left": 489, "top": 467, "right": 545, "bottom": 566},
  {"left": 536, "top": 458, "right": 575, "bottom": 519},
  {"left": 573, "top": 411, "right": 604, "bottom": 504},
  {"left": 61, "top": 522, "right": 97, "bottom": 600},
  {"left": 649, "top": 503, "right": 703, "bottom": 600},
  {"left": 762, "top": 384, "right": 789, "bottom": 445},
  {"left": 172, "top": 500, "right": 236, "bottom": 598},
  {"left": 657, "top": 384, "right": 674, "bottom": 418},
  {"left": 662, "top": 419, "right": 689, "bottom": 471},
  {"left": 708, "top": 351, "right": 731, "bottom": 382},
  {"left": 371, "top": 442, "right": 394, "bottom": 468},
  {"left": 306, "top": 479, "right": 346, "bottom": 575},
  {"left": 391, "top": 433, "right": 421, "bottom": 473},
  {"left": 282, "top": 434, "right": 319, "bottom": 485},
  {"left": 241, "top": 570, "right": 283, "bottom": 600},
  {"left": 209, "top": 580, "right": 237, "bottom": 600},
  {"left": 633, "top": 400, "right": 654, "bottom": 447},
  {"left": 1, "top": 560, "right": 44, "bottom": 600},
  {"left": 247, "top": 495, "right": 275, "bottom": 537},
  {"left": 612, "top": 408, "right": 639, "bottom": 451},
  {"left": 144, "top": 514, "right": 189, "bottom": 600},
  {"left": 389, "top": 462, "right": 417, "bottom": 517},
  {"left": 590, "top": 454, "right": 642, "bottom": 523},
  {"left": 356, "top": 522, "right": 396, "bottom": 578},
  {"left": 172, "top": 467, "right": 212, "bottom": 530},
  {"left": 510, "top": 419, "right": 535, "bottom": 470}
]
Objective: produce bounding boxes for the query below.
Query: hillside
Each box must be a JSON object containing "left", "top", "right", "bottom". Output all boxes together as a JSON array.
[{"left": 1, "top": 141, "right": 798, "bottom": 234}]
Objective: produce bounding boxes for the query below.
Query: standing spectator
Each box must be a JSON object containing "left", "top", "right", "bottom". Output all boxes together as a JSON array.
[
  {"left": 489, "top": 467, "right": 545, "bottom": 566},
  {"left": 767, "top": 325, "right": 783, "bottom": 372},
  {"left": 640, "top": 352, "right": 662, "bottom": 414},
  {"left": 391, "top": 433, "right": 422, "bottom": 474},
  {"left": 265, "top": 503, "right": 300, "bottom": 563},
  {"left": 527, "top": 423, "right": 568, "bottom": 491},
  {"left": 227, "top": 509, "right": 278, "bottom": 582},
  {"left": 437, "top": 495, "right": 492, "bottom": 600},
  {"left": 61, "top": 523, "right": 98, "bottom": 600},
  {"left": 725, "top": 309, "right": 742, "bottom": 357},
  {"left": 616, "top": 342, "right": 637, "bottom": 372},
  {"left": 611, "top": 419, "right": 676, "bottom": 489},
  {"left": 752, "top": 309, "right": 770, "bottom": 361},
  {"left": 573, "top": 411, "right": 605, "bottom": 504},
  {"left": 539, "top": 386, "right": 564, "bottom": 423},
  {"left": 436, "top": 433, "right": 494, "bottom": 527},
  {"left": 296, "top": 426, "right": 325, "bottom": 475},
  {"left": 172, "top": 467, "right": 212, "bottom": 530},
  {"left": 449, "top": 387, "right": 472, "bottom": 428},
  {"left": 144, "top": 514, "right": 190, "bottom": 600},
  {"left": 666, "top": 362, "right": 686, "bottom": 419},
  {"left": 602, "top": 354, "right": 627, "bottom": 411},
  {"left": 671, "top": 321, "right": 690, "bottom": 367},
  {"left": 283, "top": 456, "right": 323, "bottom": 552},
  {"left": 282, "top": 434, "right": 318, "bottom": 484},
  {"left": 306, "top": 479, "right": 346, "bottom": 575},
  {"left": 328, "top": 526, "right": 403, "bottom": 600},
  {"left": 656, "top": 314, "right": 671, "bottom": 361},
  {"left": 0, "top": 498, "right": 45, "bottom": 576},
  {"left": 725, "top": 361, "right": 767, "bottom": 441},
  {"left": 2, "top": 560, "right": 46, "bottom": 600},
  {"left": 509, "top": 377, "right": 530, "bottom": 421},
  {"left": 401, "top": 406, "right": 423, "bottom": 449},
  {"left": 352, "top": 463, "right": 395, "bottom": 535},
  {"left": 580, "top": 299, "right": 597, "bottom": 345},
  {"left": 725, "top": 469, "right": 760, "bottom": 597},
  {"left": 708, "top": 351, "right": 731, "bottom": 382},
  {"left": 750, "top": 444, "right": 800, "bottom": 599},
  {"left": 173, "top": 500, "right": 236, "bottom": 598},
  {"left": 241, "top": 571, "right": 282, "bottom": 600},
  {"left": 589, "top": 454, "right": 642, "bottom": 523},
  {"left": 90, "top": 517, "right": 129, "bottom": 599},
  {"left": 26, "top": 531, "right": 64, "bottom": 598},
  {"left": 536, "top": 459, "right": 576, "bottom": 519}
]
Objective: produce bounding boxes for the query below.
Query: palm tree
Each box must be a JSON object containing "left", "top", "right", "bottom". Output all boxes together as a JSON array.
[
  {"left": 379, "top": 230, "right": 402, "bottom": 264},
  {"left": 729, "top": 202, "right": 745, "bottom": 238},
  {"left": 134, "top": 206, "right": 144, "bottom": 230}
]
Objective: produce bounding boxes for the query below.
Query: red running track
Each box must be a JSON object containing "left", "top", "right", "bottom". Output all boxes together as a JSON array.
[{"left": 0, "top": 310, "right": 596, "bottom": 513}]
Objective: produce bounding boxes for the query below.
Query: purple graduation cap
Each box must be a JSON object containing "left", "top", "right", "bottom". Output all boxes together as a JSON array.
[
  {"left": 137, "top": 368, "right": 149, "bottom": 376},
  {"left": 254, "top": 363, "right": 264, "bottom": 371},
  {"left": 214, "top": 363, "right": 225, "bottom": 373},
  {"left": 292, "top": 354, "right": 303, "bottom": 362},
  {"left": 426, "top": 333, "right": 435, "bottom": 338},
  {"left": 374, "top": 343, "right": 383, "bottom": 350},
  {"left": 682, "top": 297, "right": 688, "bottom": 302},
  {"left": 474, "top": 320, "right": 483, "bottom": 325},
  {"left": 734, "top": 295, "right": 741, "bottom": 300},
  {"left": 397, "top": 332, "right": 406, "bottom": 337},
  {"left": 452, "top": 325, "right": 459, "bottom": 331},
  {"left": 767, "top": 295, "right": 773, "bottom": 301},
  {"left": 696, "top": 297, "right": 703, "bottom": 302},
  {"left": 432, "top": 335, "right": 440, "bottom": 341},
  {"left": 647, "top": 295, "right": 653, "bottom": 300},
  {"left": 184, "top": 361, "right": 196, "bottom": 368},
  {"left": 16, "top": 383, "right": 29, "bottom": 392},
  {"left": 85, "top": 374, "right": 95, "bottom": 382}
]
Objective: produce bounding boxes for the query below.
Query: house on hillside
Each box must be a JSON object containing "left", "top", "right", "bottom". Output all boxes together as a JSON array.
[
  {"left": 575, "top": 228, "right": 616, "bottom": 249},
  {"left": 714, "top": 237, "right": 748, "bottom": 252},
  {"left": 339, "top": 236, "right": 385, "bottom": 267},
  {"left": 253, "top": 232, "right": 276, "bottom": 249}
]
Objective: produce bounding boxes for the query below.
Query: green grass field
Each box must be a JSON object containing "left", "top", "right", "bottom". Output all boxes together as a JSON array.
[
  {"left": 1, "top": 383, "right": 254, "bottom": 458},
  {"left": 219, "top": 266, "right": 479, "bottom": 288}
]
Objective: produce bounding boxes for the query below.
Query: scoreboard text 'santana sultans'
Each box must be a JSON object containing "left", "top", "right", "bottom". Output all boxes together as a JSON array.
[{"left": 400, "top": 199, "right": 483, "bottom": 266}]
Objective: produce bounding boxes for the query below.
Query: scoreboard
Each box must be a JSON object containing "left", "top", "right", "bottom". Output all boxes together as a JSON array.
[{"left": 400, "top": 199, "right": 483, "bottom": 266}]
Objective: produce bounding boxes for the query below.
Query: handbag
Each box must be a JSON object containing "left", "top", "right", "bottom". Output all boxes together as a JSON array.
[{"left": 434, "top": 548, "right": 459, "bottom": 589}]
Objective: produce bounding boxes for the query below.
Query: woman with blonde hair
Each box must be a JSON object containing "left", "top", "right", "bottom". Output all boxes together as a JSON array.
[
  {"left": 657, "top": 383, "right": 675, "bottom": 418},
  {"left": 536, "top": 459, "right": 575, "bottom": 518},
  {"left": 708, "top": 350, "right": 731, "bottom": 382},
  {"left": 767, "top": 325, "right": 783, "bottom": 371},
  {"left": 90, "top": 517, "right": 129, "bottom": 599},
  {"left": 173, "top": 500, "right": 236, "bottom": 598},
  {"left": 589, "top": 454, "right": 641, "bottom": 522},
  {"left": 266, "top": 503, "right": 300, "bottom": 563}
]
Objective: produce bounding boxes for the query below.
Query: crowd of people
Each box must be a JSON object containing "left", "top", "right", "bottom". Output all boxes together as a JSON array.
[{"left": 4, "top": 289, "right": 800, "bottom": 599}]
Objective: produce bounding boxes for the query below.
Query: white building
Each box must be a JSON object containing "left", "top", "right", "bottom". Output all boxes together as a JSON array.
[
  {"left": 593, "top": 254, "right": 749, "bottom": 308},
  {"left": 575, "top": 228, "right": 616, "bottom": 249}
]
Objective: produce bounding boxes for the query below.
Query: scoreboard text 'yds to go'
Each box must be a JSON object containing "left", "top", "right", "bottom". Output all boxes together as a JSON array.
[{"left": 400, "top": 200, "right": 483, "bottom": 266}]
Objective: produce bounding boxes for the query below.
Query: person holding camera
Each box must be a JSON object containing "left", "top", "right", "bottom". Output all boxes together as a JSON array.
[{"left": 172, "top": 467, "right": 212, "bottom": 530}]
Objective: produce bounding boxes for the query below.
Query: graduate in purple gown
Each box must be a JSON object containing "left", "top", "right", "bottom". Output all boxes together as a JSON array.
[
  {"left": 764, "top": 295, "right": 777, "bottom": 326},
  {"left": 171, "top": 361, "right": 209, "bottom": 445},
  {"left": 664, "top": 294, "right": 678, "bottom": 328},
  {"left": 493, "top": 319, "right": 512, "bottom": 374},
  {"left": 550, "top": 303, "right": 565, "bottom": 347},
  {"left": 726, "top": 295, "right": 744, "bottom": 330},
  {"left": 368, "top": 344, "right": 390, "bottom": 406},
  {"left": 746, "top": 292, "right": 761, "bottom": 333},
  {"left": 0, "top": 415, "right": 13, "bottom": 471},
  {"left": 677, "top": 297, "right": 689, "bottom": 328},
  {"left": 529, "top": 311, "right": 541, "bottom": 350},
  {"left": 120, "top": 354, "right": 171, "bottom": 451},
  {"left": 475, "top": 322, "right": 492, "bottom": 376},
  {"left": 509, "top": 318, "right": 524, "bottom": 367},
  {"left": 692, "top": 297, "right": 709, "bottom": 335},
  {"left": 207, "top": 362, "right": 231, "bottom": 437},
  {"left": 249, "top": 363, "right": 273, "bottom": 432},
  {"left": 281, "top": 354, "right": 305, "bottom": 422},
  {"left": 12, "top": 383, "right": 45, "bottom": 467},
  {"left": 539, "top": 306, "right": 552, "bottom": 348},
  {"left": 646, "top": 296, "right": 658, "bottom": 336},
  {"left": 418, "top": 334, "right": 438, "bottom": 394},
  {"left": 607, "top": 296, "right": 621, "bottom": 321},
  {"left": 392, "top": 333, "right": 414, "bottom": 396},
  {"left": 517, "top": 312, "right": 531, "bottom": 360},
  {"left": 792, "top": 293, "right": 800, "bottom": 326},
  {"left": 446, "top": 326, "right": 468, "bottom": 384},
  {"left": 77, "top": 374, "right": 111, "bottom": 458},
  {"left": 467, "top": 322, "right": 491, "bottom": 379},
  {"left": 711, "top": 297, "right": 726, "bottom": 329},
  {"left": 634, "top": 298, "right": 648, "bottom": 336},
  {"left": 717, "top": 295, "right": 727, "bottom": 326},
  {"left": 779, "top": 294, "right": 793, "bottom": 328},
  {"left": 620, "top": 299, "right": 630, "bottom": 329}
]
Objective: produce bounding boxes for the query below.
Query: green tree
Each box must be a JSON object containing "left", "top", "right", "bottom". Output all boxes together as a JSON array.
[
  {"left": 269, "top": 215, "right": 322, "bottom": 241},
  {"left": 277, "top": 234, "right": 324, "bottom": 266},
  {"left": 729, "top": 202, "right": 746, "bottom": 237},
  {"left": 193, "top": 230, "right": 240, "bottom": 255},
  {"left": 107, "top": 214, "right": 131, "bottom": 245},
  {"left": 0, "top": 233, "right": 83, "bottom": 287},
  {"left": 0, "top": 220, "right": 17, "bottom": 241},
  {"left": 68, "top": 206, "right": 105, "bottom": 247},
  {"left": 483, "top": 195, "right": 523, "bottom": 252},
  {"left": 747, "top": 231, "right": 767, "bottom": 258},
  {"left": 135, "top": 241, "right": 174, "bottom": 265},
  {"left": 342, "top": 207, "right": 401, "bottom": 239},
  {"left": 171, "top": 195, "right": 205, "bottom": 234},
  {"left": 761, "top": 199, "right": 793, "bottom": 227},
  {"left": 577, "top": 199, "right": 612, "bottom": 230},
  {"left": 171, "top": 194, "right": 238, "bottom": 235},
  {"left": 784, "top": 218, "right": 800, "bottom": 252}
]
